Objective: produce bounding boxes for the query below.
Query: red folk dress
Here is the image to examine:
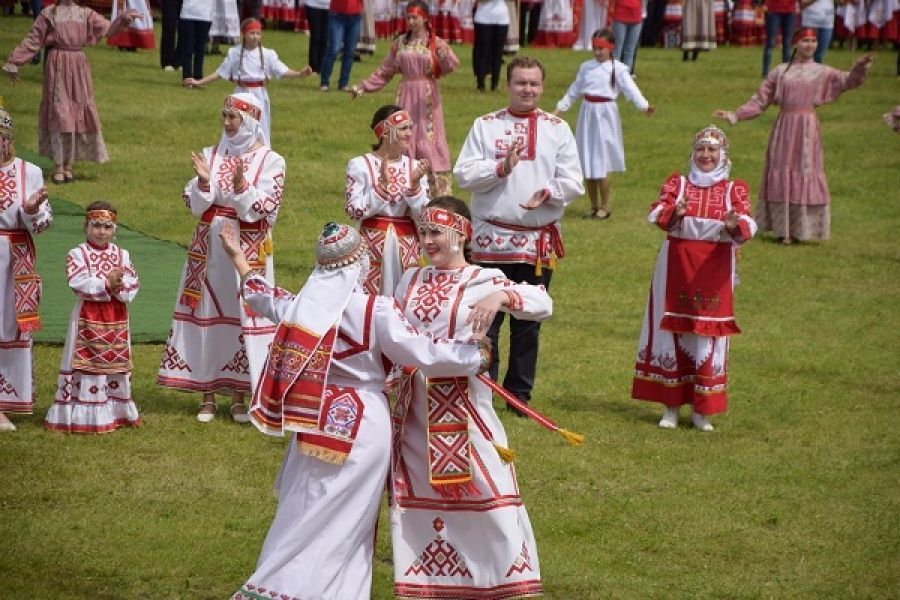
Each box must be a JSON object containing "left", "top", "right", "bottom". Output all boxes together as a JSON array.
[
  {"left": 732, "top": 57, "right": 869, "bottom": 241},
  {"left": 632, "top": 173, "right": 756, "bottom": 416}
]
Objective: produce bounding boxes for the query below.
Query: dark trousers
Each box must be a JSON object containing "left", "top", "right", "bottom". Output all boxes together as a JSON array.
[
  {"left": 160, "top": 0, "right": 182, "bottom": 68},
  {"left": 306, "top": 5, "right": 330, "bottom": 73},
  {"left": 177, "top": 19, "right": 212, "bottom": 80},
  {"left": 484, "top": 262, "right": 553, "bottom": 402},
  {"left": 518, "top": 2, "right": 541, "bottom": 46},
  {"left": 473, "top": 23, "right": 507, "bottom": 90}
]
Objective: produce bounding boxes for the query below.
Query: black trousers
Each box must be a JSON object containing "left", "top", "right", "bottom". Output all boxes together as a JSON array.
[
  {"left": 160, "top": 0, "right": 182, "bottom": 68},
  {"left": 519, "top": 2, "right": 542, "bottom": 46},
  {"left": 484, "top": 262, "right": 553, "bottom": 402},
  {"left": 306, "top": 6, "right": 330, "bottom": 73},
  {"left": 177, "top": 19, "right": 212, "bottom": 80},
  {"left": 472, "top": 23, "right": 507, "bottom": 90}
]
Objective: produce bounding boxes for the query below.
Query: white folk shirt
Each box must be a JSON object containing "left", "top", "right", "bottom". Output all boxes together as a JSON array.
[{"left": 454, "top": 108, "right": 584, "bottom": 265}]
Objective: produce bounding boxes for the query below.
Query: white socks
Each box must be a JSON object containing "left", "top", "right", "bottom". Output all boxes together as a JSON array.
[
  {"left": 690, "top": 411, "right": 715, "bottom": 432},
  {"left": 658, "top": 407, "right": 716, "bottom": 431}
]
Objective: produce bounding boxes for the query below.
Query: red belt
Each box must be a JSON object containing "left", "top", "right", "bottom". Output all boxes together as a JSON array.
[
  {"left": 487, "top": 219, "right": 565, "bottom": 274},
  {"left": 361, "top": 215, "right": 418, "bottom": 236},
  {"left": 200, "top": 206, "right": 267, "bottom": 231},
  {"left": 584, "top": 95, "right": 613, "bottom": 103},
  {"left": 235, "top": 80, "right": 265, "bottom": 88}
]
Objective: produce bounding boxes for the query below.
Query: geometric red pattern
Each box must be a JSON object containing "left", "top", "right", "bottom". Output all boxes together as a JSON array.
[
  {"left": 404, "top": 518, "right": 473, "bottom": 578},
  {"left": 505, "top": 541, "right": 535, "bottom": 577},
  {"left": 0, "top": 373, "right": 18, "bottom": 398},
  {"left": 160, "top": 343, "right": 192, "bottom": 372},
  {"left": 426, "top": 377, "right": 474, "bottom": 488}
]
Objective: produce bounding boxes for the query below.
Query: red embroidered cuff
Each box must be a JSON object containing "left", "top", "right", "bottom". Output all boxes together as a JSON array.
[
  {"left": 503, "top": 289, "right": 523, "bottom": 311},
  {"left": 735, "top": 219, "right": 751, "bottom": 241},
  {"left": 496, "top": 161, "right": 508, "bottom": 179}
]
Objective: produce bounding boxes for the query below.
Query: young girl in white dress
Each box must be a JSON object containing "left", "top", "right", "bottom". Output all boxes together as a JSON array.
[
  {"left": 183, "top": 18, "right": 313, "bottom": 143},
  {"left": 555, "top": 28, "right": 655, "bottom": 220},
  {"left": 44, "top": 201, "right": 141, "bottom": 434}
]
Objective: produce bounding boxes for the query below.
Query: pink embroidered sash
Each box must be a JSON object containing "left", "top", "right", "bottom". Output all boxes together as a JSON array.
[{"left": 0, "top": 229, "right": 41, "bottom": 333}]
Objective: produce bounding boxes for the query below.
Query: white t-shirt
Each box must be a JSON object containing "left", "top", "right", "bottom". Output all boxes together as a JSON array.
[
  {"left": 801, "top": 0, "right": 835, "bottom": 28},
  {"left": 474, "top": 0, "right": 510, "bottom": 25},
  {"left": 181, "top": 0, "right": 214, "bottom": 22}
]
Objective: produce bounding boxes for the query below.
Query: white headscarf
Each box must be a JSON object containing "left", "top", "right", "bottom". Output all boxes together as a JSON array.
[
  {"left": 217, "top": 93, "right": 267, "bottom": 156},
  {"left": 687, "top": 125, "right": 731, "bottom": 188}
]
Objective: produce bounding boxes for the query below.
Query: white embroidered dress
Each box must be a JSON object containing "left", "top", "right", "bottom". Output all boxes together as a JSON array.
[
  {"left": 555, "top": 59, "right": 649, "bottom": 179},
  {"left": 45, "top": 241, "right": 140, "bottom": 433},
  {"left": 215, "top": 46, "right": 291, "bottom": 144},
  {"left": 0, "top": 158, "right": 50, "bottom": 414},
  {"left": 345, "top": 152, "right": 429, "bottom": 294},
  {"left": 391, "top": 265, "right": 552, "bottom": 599},
  {"left": 157, "top": 145, "right": 284, "bottom": 397},
  {"left": 454, "top": 108, "right": 584, "bottom": 267},
  {"left": 232, "top": 276, "right": 484, "bottom": 600}
]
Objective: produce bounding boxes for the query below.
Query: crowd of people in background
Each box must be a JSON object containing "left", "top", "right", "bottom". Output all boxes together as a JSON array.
[{"left": 0, "top": 0, "right": 890, "bottom": 596}]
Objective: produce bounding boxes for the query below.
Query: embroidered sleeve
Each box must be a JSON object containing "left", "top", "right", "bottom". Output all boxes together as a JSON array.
[
  {"left": 545, "top": 123, "right": 585, "bottom": 205},
  {"left": 650, "top": 173, "right": 682, "bottom": 230},
  {"left": 114, "top": 249, "right": 140, "bottom": 303},
  {"left": 484, "top": 271, "right": 553, "bottom": 321},
  {"left": 373, "top": 297, "right": 482, "bottom": 377},
  {"left": 404, "top": 159, "right": 430, "bottom": 214},
  {"left": 66, "top": 248, "right": 111, "bottom": 302},
  {"left": 728, "top": 180, "right": 757, "bottom": 244},
  {"left": 345, "top": 157, "right": 387, "bottom": 220},
  {"left": 229, "top": 152, "right": 285, "bottom": 227},
  {"left": 241, "top": 273, "right": 294, "bottom": 322},
  {"left": 21, "top": 163, "right": 52, "bottom": 234},
  {"left": 360, "top": 43, "right": 400, "bottom": 92},
  {"left": 453, "top": 118, "right": 506, "bottom": 193}
]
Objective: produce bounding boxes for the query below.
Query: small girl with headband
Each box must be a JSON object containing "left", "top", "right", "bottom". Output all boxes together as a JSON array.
[
  {"left": 45, "top": 201, "right": 141, "bottom": 434},
  {"left": 554, "top": 28, "right": 655, "bottom": 220},
  {"left": 183, "top": 18, "right": 313, "bottom": 144}
]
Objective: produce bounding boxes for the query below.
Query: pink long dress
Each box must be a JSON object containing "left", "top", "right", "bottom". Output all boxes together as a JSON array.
[
  {"left": 358, "top": 34, "right": 459, "bottom": 195},
  {"left": 733, "top": 57, "right": 869, "bottom": 241},
  {"left": 5, "top": 5, "right": 127, "bottom": 165}
]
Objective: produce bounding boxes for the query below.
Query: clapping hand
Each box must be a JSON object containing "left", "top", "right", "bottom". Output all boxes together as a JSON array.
[
  {"left": 520, "top": 189, "right": 550, "bottom": 210},
  {"left": 502, "top": 140, "right": 522, "bottom": 175},
  {"left": 191, "top": 151, "right": 210, "bottom": 185},
  {"left": 232, "top": 158, "right": 246, "bottom": 191},
  {"left": 412, "top": 159, "right": 430, "bottom": 187},
  {"left": 107, "top": 267, "right": 125, "bottom": 293}
]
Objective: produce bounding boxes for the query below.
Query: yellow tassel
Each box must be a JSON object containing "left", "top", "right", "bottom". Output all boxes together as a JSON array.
[
  {"left": 549, "top": 255, "right": 557, "bottom": 270},
  {"left": 534, "top": 260, "right": 543, "bottom": 276},
  {"left": 418, "top": 254, "right": 426, "bottom": 267},
  {"left": 257, "top": 234, "right": 273, "bottom": 263},
  {"left": 557, "top": 428, "right": 585, "bottom": 446},
  {"left": 494, "top": 443, "right": 517, "bottom": 463}
]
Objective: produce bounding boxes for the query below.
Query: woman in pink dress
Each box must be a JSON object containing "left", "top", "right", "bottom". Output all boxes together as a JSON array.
[
  {"left": 349, "top": 0, "right": 460, "bottom": 196},
  {"left": 714, "top": 29, "right": 873, "bottom": 244},
  {"left": 3, "top": 0, "right": 138, "bottom": 184}
]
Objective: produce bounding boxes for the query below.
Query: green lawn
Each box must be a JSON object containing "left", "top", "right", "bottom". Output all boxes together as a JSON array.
[{"left": 1, "top": 17, "right": 898, "bottom": 599}]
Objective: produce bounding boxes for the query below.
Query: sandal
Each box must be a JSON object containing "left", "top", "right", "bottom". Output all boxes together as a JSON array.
[
  {"left": 230, "top": 402, "right": 250, "bottom": 424},
  {"left": 582, "top": 209, "right": 611, "bottom": 220},
  {"left": 51, "top": 173, "right": 66, "bottom": 185},
  {"left": 63, "top": 171, "right": 74, "bottom": 183},
  {"left": 196, "top": 400, "right": 216, "bottom": 423}
]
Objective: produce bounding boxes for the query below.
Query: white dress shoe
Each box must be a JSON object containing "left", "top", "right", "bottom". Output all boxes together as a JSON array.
[
  {"left": 0, "top": 421, "right": 16, "bottom": 432},
  {"left": 658, "top": 407, "right": 680, "bottom": 429}
]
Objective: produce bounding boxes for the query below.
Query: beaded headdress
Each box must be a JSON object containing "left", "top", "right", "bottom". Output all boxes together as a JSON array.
[
  {"left": 0, "top": 108, "right": 13, "bottom": 140},
  {"left": 224, "top": 94, "right": 262, "bottom": 122},
  {"left": 692, "top": 125, "right": 728, "bottom": 152},
  {"left": 418, "top": 207, "right": 472, "bottom": 239},
  {"left": 373, "top": 110, "right": 413, "bottom": 141},
  {"left": 85, "top": 209, "right": 117, "bottom": 224},
  {"left": 316, "top": 222, "right": 368, "bottom": 269}
]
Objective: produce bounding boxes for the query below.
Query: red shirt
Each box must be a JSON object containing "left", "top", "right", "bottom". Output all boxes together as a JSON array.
[
  {"left": 766, "top": 0, "right": 798, "bottom": 13},
  {"left": 612, "top": 0, "right": 643, "bottom": 24},
  {"left": 330, "top": 0, "right": 362, "bottom": 15}
]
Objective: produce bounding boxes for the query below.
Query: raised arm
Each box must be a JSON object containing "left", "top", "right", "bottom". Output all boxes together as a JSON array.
[
  {"left": 353, "top": 44, "right": 400, "bottom": 96},
  {"left": 225, "top": 152, "right": 285, "bottom": 227},
  {"left": 453, "top": 119, "right": 508, "bottom": 193},
  {"left": 20, "top": 163, "right": 52, "bottom": 234},
  {"left": 4, "top": 13, "right": 50, "bottom": 73},
  {"left": 554, "top": 63, "right": 586, "bottom": 114},
  {"left": 184, "top": 148, "right": 215, "bottom": 217}
]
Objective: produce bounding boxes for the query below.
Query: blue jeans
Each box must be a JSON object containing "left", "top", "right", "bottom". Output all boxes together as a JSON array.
[
  {"left": 812, "top": 27, "right": 833, "bottom": 63},
  {"left": 611, "top": 21, "right": 642, "bottom": 71},
  {"left": 320, "top": 12, "right": 361, "bottom": 89},
  {"left": 763, "top": 11, "right": 796, "bottom": 76}
]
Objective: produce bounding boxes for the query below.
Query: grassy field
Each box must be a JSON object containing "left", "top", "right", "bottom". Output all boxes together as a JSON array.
[{"left": 1, "top": 17, "right": 898, "bottom": 599}]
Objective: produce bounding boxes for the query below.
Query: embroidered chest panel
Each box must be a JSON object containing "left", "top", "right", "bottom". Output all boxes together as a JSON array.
[
  {"left": 407, "top": 270, "right": 466, "bottom": 331},
  {"left": 212, "top": 148, "right": 265, "bottom": 194},
  {"left": 0, "top": 160, "right": 21, "bottom": 213},
  {"left": 365, "top": 154, "right": 412, "bottom": 204},
  {"left": 68, "top": 245, "right": 121, "bottom": 279},
  {"left": 684, "top": 182, "right": 730, "bottom": 220}
]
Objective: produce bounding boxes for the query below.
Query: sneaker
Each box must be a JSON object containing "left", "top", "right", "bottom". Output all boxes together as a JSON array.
[
  {"left": 163, "top": 65, "right": 175, "bottom": 72},
  {"left": 319, "top": 85, "right": 329, "bottom": 92},
  {"left": 658, "top": 407, "right": 679, "bottom": 429},
  {"left": 691, "top": 411, "right": 715, "bottom": 432}
]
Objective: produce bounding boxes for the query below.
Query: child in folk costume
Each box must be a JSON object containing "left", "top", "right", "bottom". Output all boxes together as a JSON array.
[
  {"left": 391, "top": 197, "right": 553, "bottom": 599},
  {"left": 44, "top": 201, "right": 140, "bottom": 434},
  {"left": 713, "top": 29, "right": 873, "bottom": 244},
  {"left": 0, "top": 108, "right": 51, "bottom": 433},
  {"left": 183, "top": 18, "right": 313, "bottom": 144},
  {"left": 345, "top": 105, "right": 430, "bottom": 295},
  {"left": 349, "top": 1, "right": 460, "bottom": 196},
  {"left": 3, "top": 1, "right": 140, "bottom": 184},
  {"left": 107, "top": 0, "right": 156, "bottom": 50},
  {"left": 157, "top": 93, "right": 285, "bottom": 423},
  {"left": 223, "top": 222, "right": 489, "bottom": 600},
  {"left": 632, "top": 126, "right": 756, "bottom": 432},
  {"left": 555, "top": 29, "right": 654, "bottom": 221}
]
